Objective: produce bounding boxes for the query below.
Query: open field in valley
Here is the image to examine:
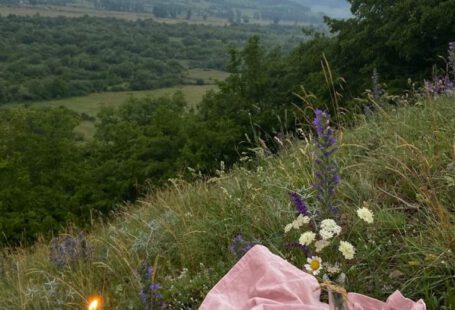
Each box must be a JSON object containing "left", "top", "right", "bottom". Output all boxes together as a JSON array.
[{"left": 5, "top": 84, "right": 219, "bottom": 139}]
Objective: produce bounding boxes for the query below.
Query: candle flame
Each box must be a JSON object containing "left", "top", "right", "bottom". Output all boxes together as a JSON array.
[{"left": 88, "top": 298, "right": 100, "bottom": 310}]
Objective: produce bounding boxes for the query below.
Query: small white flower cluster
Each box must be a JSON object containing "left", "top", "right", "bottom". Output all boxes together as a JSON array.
[
  {"left": 315, "top": 239, "right": 330, "bottom": 253},
  {"left": 324, "top": 262, "right": 341, "bottom": 275},
  {"left": 357, "top": 207, "right": 374, "bottom": 223},
  {"left": 339, "top": 241, "right": 356, "bottom": 260},
  {"left": 284, "top": 214, "right": 310, "bottom": 233},
  {"left": 299, "top": 231, "right": 316, "bottom": 246},
  {"left": 319, "top": 219, "right": 342, "bottom": 240}
]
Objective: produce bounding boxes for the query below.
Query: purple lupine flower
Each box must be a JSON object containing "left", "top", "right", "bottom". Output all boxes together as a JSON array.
[
  {"left": 49, "top": 232, "right": 91, "bottom": 268},
  {"left": 140, "top": 288, "right": 148, "bottom": 305},
  {"left": 229, "top": 234, "right": 243, "bottom": 256},
  {"left": 63, "top": 236, "right": 77, "bottom": 259},
  {"left": 230, "top": 234, "right": 259, "bottom": 259},
  {"left": 285, "top": 242, "right": 312, "bottom": 257},
  {"left": 147, "top": 266, "right": 154, "bottom": 279},
  {"left": 49, "top": 237, "right": 66, "bottom": 268},
  {"left": 425, "top": 74, "right": 454, "bottom": 96},
  {"left": 313, "top": 109, "right": 325, "bottom": 137},
  {"left": 312, "top": 110, "right": 340, "bottom": 216},
  {"left": 426, "top": 43, "right": 455, "bottom": 96},
  {"left": 290, "top": 192, "right": 308, "bottom": 215},
  {"left": 138, "top": 261, "right": 165, "bottom": 309}
]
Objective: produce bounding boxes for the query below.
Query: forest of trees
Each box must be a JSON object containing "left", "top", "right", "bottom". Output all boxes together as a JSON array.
[
  {"left": 1, "top": 0, "right": 455, "bottom": 244},
  {"left": 0, "top": 15, "right": 306, "bottom": 103}
]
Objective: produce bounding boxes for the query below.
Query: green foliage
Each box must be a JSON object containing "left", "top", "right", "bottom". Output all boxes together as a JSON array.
[
  {"left": 0, "top": 92, "right": 247, "bottom": 243},
  {"left": 0, "top": 107, "right": 90, "bottom": 242},
  {"left": 196, "top": 35, "right": 349, "bottom": 164},
  {"left": 198, "top": 37, "right": 298, "bottom": 159},
  {"left": 197, "top": 0, "right": 455, "bottom": 139},
  {"left": 325, "top": 0, "right": 455, "bottom": 93},
  {"left": 92, "top": 93, "right": 190, "bottom": 201},
  {"left": 0, "top": 15, "right": 306, "bottom": 104}
]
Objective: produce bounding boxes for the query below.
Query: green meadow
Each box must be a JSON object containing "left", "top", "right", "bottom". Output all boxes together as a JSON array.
[
  {"left": 4, "top": 68, "right": 229, "bottom": 138},
  {"left": 4, "top": 84, "right": 216, "bottom": 139}
]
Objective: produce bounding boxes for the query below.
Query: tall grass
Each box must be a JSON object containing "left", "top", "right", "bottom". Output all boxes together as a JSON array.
[{"left": 0, "top": 97, "right": 454, "bottom": 309}]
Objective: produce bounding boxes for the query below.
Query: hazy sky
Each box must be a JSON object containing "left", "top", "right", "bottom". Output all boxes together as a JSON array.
[{"left": 293, "top": 0, "right": 351, "bottom": 19}]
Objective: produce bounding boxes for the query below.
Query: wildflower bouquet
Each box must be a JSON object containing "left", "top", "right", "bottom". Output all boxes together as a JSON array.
[{"left": 284, "top": 110, "right": 374, "bottom": 308}]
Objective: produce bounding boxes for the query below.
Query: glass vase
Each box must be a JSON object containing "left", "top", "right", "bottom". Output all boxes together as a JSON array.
[
  {"left": 328, "top": 289, "right": 348, "bottom": 310},
  {"left": 325, "top": 272, "right": 349, "bottom": 310}
]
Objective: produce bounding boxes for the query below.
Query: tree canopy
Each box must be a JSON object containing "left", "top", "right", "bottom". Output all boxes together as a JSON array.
[{"left": 326, "top": 0, "right": 455, "bottom": 92}]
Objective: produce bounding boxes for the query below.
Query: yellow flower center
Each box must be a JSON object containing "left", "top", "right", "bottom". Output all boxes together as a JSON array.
[{"left": 310, "top": 259, "right": 320, "bottom": 271}]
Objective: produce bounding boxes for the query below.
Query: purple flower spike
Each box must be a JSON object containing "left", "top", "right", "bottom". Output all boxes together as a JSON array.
[
  {"left": 290, "top": 192, "right": 308, "bottom": 215},
  {"left": 146, "top": 266, "right": 154, "bottom": 279},
  {"left": 230, "top": 234, "right": 259, "bottom": 259},
  {"left": 313, "top": 109, "right": 325, "bottom": 136},
  {"left": 138, "top": 260, "right": 164, "bottom": 310},
  {"left": 312, "top": 109, "right": 340, "bottom": 216},
  {"left": 49, "top": 232, "right": 92, "bottom": 268},
  {"left": 426, "top": 42, "right": 455, "bottom": 96},
  {"left": 285, "top": 242, "right": 312, "bottom": 257}
]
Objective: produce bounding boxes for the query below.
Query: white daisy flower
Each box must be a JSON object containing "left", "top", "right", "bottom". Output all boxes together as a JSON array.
[
  {"left": 357, "top": 207, "right": 374, "bottom": 224},
  {"left": 305, "top": 256, "right": 323, "bottom": 275},
  {"left": 315, "top": 239, "right": 330, "bottom": 252},
  {"left": 299, "top": 231, "right": 316, "bottom": 246},
  {"left": 339, "top": 241, "right": 356, "bottom": 260}
]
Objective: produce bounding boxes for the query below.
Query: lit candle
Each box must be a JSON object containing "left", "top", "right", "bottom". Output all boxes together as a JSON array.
[{"left": 87, "top": 295, "right": 103, "bottom": 310}]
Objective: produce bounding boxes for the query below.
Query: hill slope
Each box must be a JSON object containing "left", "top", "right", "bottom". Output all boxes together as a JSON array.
[{"left": 0, "top": 97, "right": 454, "bottom": 309}]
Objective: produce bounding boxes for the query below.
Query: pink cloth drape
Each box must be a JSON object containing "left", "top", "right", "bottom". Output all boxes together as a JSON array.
[{"left": 200, "top": 245, "right": 426, "bottom": 310}]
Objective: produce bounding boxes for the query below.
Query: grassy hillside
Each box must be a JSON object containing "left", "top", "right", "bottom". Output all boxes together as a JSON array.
[{"left": 0, "top": 97, "right": 454, "bottom": 309}]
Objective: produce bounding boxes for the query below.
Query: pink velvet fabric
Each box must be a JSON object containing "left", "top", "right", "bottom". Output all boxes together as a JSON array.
[{"left": 199, "top": 245, "right": 426, "bottom": 310}]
